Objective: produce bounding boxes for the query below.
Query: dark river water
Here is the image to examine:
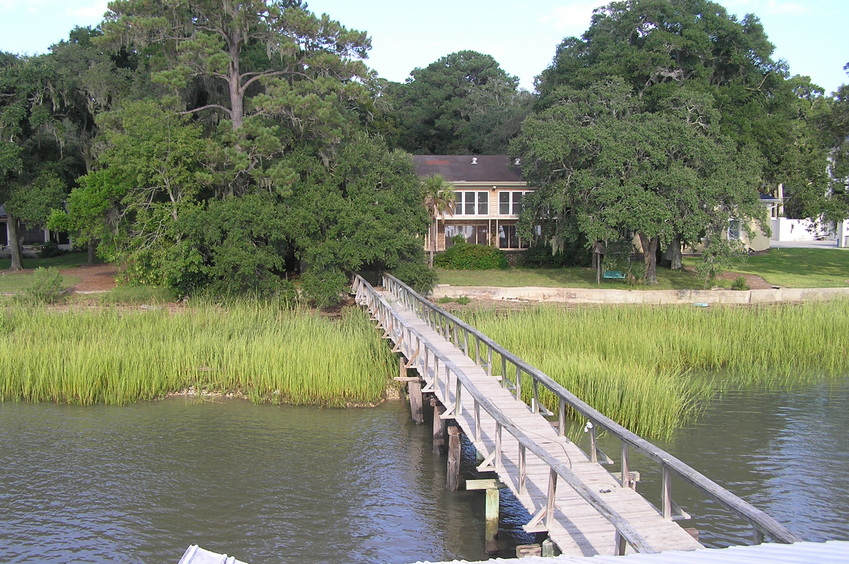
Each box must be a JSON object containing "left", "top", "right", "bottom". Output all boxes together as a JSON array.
[
  {"left": 638, "top": 377, "right": 849, "bottom": 547},
  {"left": 1, "top": 378, "right": 847, "bottom": 562}
]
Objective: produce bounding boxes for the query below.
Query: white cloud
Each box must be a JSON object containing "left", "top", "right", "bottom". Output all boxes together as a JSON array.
[
  {"left": 0, "top": 0, "right": 49, "bottom": 14},
  {"left": 542, "top": 1, "right": 611, "bottom": 35},
  {"left": 723, "top": 0, "right": 812, "bottom": 17},
  {"left": 64, "top": 0, "right": 110, "bottom": 21}
]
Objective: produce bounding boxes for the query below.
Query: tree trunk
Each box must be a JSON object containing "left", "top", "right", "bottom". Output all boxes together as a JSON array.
[
  {"left": 666, "top": 234, "right": 683, "bottom": 270},
  {"left": 428, "top": 220, "right": 436, "bottom": 267},
  {"left": 7, "top": 213, "right": 23, "bottom": 271},
  {"left": 228, "top": 34, "right": 243, "bottom": 131},
  {"left": 87, "top": 239, "right": 96, "bottom": 266},
  {"left": 639, "top": 233, "right": 659, "bottom": 284}
]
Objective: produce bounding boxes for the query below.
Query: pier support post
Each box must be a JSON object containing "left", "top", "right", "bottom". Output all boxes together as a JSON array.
[
  {"left": 431, "top": 398, "right": 446, "bottom": 454},
  {"left": 408, "top": 379, "right": 423, "bottom": 424},
  {"left": 485, "top": 488, "right": 499, "bottom": 554},
  {"left": 467, "top": 479, "right": 504, "bottom": 555},
  {"left": 396, "top": 358, "right": 423, "bottom": 424},
  {"left": 447, "top": 426, "right": 461, "bottom": 491}
]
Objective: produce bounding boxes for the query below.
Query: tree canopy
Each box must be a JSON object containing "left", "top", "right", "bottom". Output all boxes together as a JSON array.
[
  {"left": 387, "top": 50, "right": 533, "bottom": 154},
  {"left": 45, "top": 1, "right": 432, "bottom": 303},
  {"left": 0, "top": 52, "right": 79, "bottom": 270},
  {"left": 513, "top": 0, "right": 846, "bottom": 281},
  {"left": 514, "top": 79, "right": 763, "bottom": 282},
  {"left": 533, "top": 0, "right": 834, "bottom": 221},
  {"left": 3, "top": 0, "right": 848, "bottom": 297}
]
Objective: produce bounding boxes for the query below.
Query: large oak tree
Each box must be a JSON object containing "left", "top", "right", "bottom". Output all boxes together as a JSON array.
[
  {"left": 517, "top": 0, "right": 828, "bottom": 278},
  {"left": 61, "top": 1, "right": 431, "bottom": 302},
  {"left": 514, "top": 80, "right": 763, "bottom": 283}
]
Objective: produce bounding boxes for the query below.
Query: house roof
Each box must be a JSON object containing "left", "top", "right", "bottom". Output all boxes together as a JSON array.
[{"left": 412, "top": 155, "right": 523, "bottom": 183}]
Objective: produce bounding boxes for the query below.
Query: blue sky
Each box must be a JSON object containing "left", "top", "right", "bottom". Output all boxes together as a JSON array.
[{"left": 1, "top": 0, "right": 846, "bottom": 94}]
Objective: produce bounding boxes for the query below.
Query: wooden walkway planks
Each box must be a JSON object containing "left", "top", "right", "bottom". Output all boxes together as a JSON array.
[{"left": 376, "top": 288, "right": 704, "bottom": 557}]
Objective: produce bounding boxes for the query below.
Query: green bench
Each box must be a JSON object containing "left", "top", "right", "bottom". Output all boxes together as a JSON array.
[{"left": 602, "top": 270, "right": 626, "bottom": 280}]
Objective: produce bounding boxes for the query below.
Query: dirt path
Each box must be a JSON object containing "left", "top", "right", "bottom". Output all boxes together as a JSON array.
[
  {"left": 691, "top": 269, "right": 774, "bottom": 289},
  {"left": 60, "top": 264, "right": 119, "bottom": 293}
]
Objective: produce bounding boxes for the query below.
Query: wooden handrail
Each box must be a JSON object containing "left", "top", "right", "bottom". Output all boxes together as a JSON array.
[
  {"left": 353, "top": 274, "right": 657, "bottom": 554},
  {"left": 376, "top": 273, "right": 801, "bottom": 545}
]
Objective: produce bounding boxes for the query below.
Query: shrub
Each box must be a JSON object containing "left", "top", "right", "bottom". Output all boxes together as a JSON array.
[
  {"left": 697, "top": 238, "right": 746, "bottom": 288},
  {"left": 436, "top": 296, "right": 471, "bottom": 305},
  {"left": 731, "top": 276, "right": 750, "bottom": 291},
  {"left": 435, "top": 244, "right": 508, "bottom": 270},
  {"left": 301, "top": 268, "right": 348, "bottom": 309},
  {"left": 36, "top": 242, "right": 65, "bottom": 259},
  {"left": 521, "top": 241, "right": 592, "bottom": 268},
  {"left": 627, "top": 262, "right": 647, "bottom": 286},
  {"left": 390, "top": 260, "right": 437, "bottom": 295},
  {"left": 24, "top": 267, "right": 66, "bottom": 304}
]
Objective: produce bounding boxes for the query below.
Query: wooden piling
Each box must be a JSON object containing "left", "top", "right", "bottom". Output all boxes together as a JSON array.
[
  {"left": 447, "top": 426, "right": 461, "bottom": 491},
  {"left": 396, "top": 357, "right": 423, "bottom": 424},
  {"left": 408, "top": 378, "right": 423, "bottom": 424},
  {"left": 432, "top": 398, "right": 446, "bottom": 454},
  {"left": 485, "top": 488, "right": 499, "bottom": 554},
  {"left": 467, "top": 479, "right": 504, "bottom": 555}
]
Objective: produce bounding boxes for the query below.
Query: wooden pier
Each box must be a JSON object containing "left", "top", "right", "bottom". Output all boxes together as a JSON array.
[{"left": 353, "top": 274, "right": 800, "bottom": 557}]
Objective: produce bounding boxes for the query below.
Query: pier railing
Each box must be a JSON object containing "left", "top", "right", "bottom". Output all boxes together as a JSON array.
[
  {"left": 353, "top": 274, "right": 657, "bottom": 554},
  {"left": 369, "top": 273, "right": 801, "bottom": 547}
]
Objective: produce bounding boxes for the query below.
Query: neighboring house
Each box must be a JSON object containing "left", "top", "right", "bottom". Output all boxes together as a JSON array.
[
  {"left": 723, "top": 193, "right": 776, "bottom": 252},
  {"left": 412, "top": 155, "right": 532, "bottom": 253},
  {"left": 759, "top": 185, "right": 842, "bottom": 247},
  {"left": 0, "top": 205, "right": 71, "bottom": 254}
]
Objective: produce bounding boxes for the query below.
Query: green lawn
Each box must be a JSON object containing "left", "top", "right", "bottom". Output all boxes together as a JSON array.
[
  {"left": 438, "top": 248, "right": 849, "bottom": 289},
  {"left": 0, "top": 253, "right": 89, "bottom": 294},
  {"left": 0, "top": 271, "right": 81, "bottom": 294},
  {"left": 731, "top": 248, "right": 849, "bottom": 288},
  {"left": 436, "top": 265, "right": 703, "bottom": 290},
  {"left": 0, "top": 252, "right": 91, "bottom": 271}
]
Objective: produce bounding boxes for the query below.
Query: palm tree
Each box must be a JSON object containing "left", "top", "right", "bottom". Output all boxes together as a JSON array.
[{"left": 422, "top": 174, "right": 455, "bottom": 267}]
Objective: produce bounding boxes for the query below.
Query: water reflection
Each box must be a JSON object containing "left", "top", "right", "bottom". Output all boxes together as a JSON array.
[
  {"left": 592, "top": 378, "right": 849, "bottom": 547},
  {"left": 0, "top": 400, "right": 499, "bottom": 563},
  {"left": 3, "top": 379, "right": 846, "bottom": 561}
]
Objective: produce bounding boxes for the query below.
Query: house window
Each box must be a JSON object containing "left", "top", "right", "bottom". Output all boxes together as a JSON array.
[
  {"left": 499, "top": 191, "right": 525, "bottom": 215},
  {"left": 445, "top": 224, "right": 489, "bottom": 246},
  {"left": 455, "top": 191, "right": 488, "bottom": 215},
  {"left": 499, "top": 224, "right": 528, "bottom": 249}
]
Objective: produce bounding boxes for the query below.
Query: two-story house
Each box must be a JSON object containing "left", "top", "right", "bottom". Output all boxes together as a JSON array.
[{"left": 412, "top": 155, "right": 532, "bottom": 253}]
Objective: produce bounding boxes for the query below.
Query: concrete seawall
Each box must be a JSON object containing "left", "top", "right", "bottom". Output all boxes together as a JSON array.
[{"left": 430, "top": 285, "right": 849, "bottom": 305}]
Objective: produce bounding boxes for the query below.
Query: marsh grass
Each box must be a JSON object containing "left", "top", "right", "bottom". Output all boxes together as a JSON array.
[
  {"left": 465, "top": 301, "right": 849, "bottom": 438},
  {"left": 0, "top": 304, "right": 396, "bottom": 407}
]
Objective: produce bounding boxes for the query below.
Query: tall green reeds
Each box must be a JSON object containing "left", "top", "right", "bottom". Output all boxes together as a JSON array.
[
  {"left": 0, "top": 305, "right": 395, "bottom": 407},
  {"left": 465, "top": 301, "right": 849, "bottom": 438}
]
